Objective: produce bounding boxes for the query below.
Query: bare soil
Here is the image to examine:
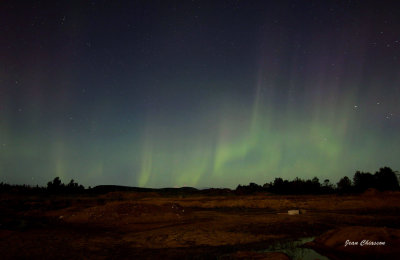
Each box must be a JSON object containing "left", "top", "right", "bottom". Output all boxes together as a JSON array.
[{"left": 0, "top": 191, "right": 399, "bottom": 259}]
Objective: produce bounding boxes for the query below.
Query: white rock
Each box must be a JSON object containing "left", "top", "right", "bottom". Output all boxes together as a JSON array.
[{"left": 288, "top": 210, "right": 300, "bottom": 215}]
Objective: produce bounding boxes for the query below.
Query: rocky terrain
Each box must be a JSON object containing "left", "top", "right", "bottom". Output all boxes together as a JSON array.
[{"left": 0, "top": 190, "right": 399, "bottom": 259}]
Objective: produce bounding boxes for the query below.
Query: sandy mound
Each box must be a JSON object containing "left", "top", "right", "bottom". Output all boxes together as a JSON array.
[
  {"left": 61, "top": 201, "right": 189, "bottom": 224},
  {"left": 100, "top": 191, "right": 160, "bottom": 200},
  {"left": 306, "top": 226, "right": 400, "bottom": 259}
]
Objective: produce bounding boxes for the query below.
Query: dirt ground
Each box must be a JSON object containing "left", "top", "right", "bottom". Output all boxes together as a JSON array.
[{"left": 0, "top": 190, "right": 399, "bottom": 259}]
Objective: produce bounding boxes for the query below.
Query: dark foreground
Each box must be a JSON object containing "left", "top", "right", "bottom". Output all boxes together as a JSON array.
[{"left": 1, "top": 190, "right": 399, "bottom": 259}]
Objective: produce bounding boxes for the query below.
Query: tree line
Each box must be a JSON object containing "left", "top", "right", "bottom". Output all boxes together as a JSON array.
[
  {"left": 0, "top": 177, "right": 85, "bottom": 194},
  {"left": 235, "top": 167, "right": 399, "bottom": 195},
  {"left": 0, "top": 166, "right": 399, "bottom": 195}
]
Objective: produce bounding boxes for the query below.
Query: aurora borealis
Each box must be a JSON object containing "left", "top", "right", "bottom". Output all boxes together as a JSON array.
[{"left": 1, "top": 1, "right": 399, "bottom": 188}]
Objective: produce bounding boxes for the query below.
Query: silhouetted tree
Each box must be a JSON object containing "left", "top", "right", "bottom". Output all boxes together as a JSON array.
[
  {"left": 291, "top": 177, "right": 306, "bottom": 194},
  {"left": 321, "top": 179, "right": 334, "bottom": 193},
  {"left": 262, "top": 166, "right": 398, "bottom": 195},
  {"left": 67, "top": 179, "right": 77, "bottom": 188},
  {"left": 262, "top": 183, "right": 270, "bottom": 189},
  {"left": 272, "top": 177, "right": 284, "bottom": 193},
  {"left": 311, "top": 177, "right": 321, "bottom": 194},
  {"left": 266, "top": 177, "right": 324, "bottom": 194},
  {"left": 374, "top": 167, "right": 399, "bottom": 191},
  {"left": 47, "top": 177, "right": 84, "bottom": 193},
  {"left": 353, "top": 171, "right": 375, "bottom": 192},
  {"left": 47, "top": 177, "right": 64, "bottom": 192},
  {"left": 235, "top": 182, "right": 263, "bottom": 194},
  {"left": 337, "top": 176, "right": 352, "bottom": 193}
]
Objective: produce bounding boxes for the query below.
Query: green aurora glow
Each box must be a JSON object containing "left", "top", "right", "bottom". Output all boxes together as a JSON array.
[{"left": 1, "top": 1, "right": 399, "bottom": 188}]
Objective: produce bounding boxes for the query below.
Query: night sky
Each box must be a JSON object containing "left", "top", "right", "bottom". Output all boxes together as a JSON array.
[{"left": 1, "top": 1, "right": 399, "bottom": 188}]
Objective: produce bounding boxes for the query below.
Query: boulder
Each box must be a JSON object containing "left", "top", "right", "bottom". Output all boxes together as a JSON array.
[{"left": 305, "top": 226, "right": 400, "bottom": 259}]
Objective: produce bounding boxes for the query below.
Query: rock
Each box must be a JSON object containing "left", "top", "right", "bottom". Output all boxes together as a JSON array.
[{"left": 305, "top": 226, "right": 400, "bottom": 259}]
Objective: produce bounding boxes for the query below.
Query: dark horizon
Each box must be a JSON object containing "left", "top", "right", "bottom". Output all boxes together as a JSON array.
[{"left": 2, "top": 166, "right": 398, "bottom": 197}]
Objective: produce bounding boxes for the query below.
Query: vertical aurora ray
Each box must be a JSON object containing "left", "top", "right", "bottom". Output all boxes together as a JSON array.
[
  {"left": 132, "top": 64, "right": 399, "bottom": 188},
  {"left": 53, "top": 141, "right": 67, "bottom": 180},
  {"left": 137, "top": 123, "right": 153, "bottom": 187},
  {"left": 174, "top": 146, "right": 211, "bottom": 187},
  {"left": 212, "top": 79, "right": 266, "bottom": 178}
]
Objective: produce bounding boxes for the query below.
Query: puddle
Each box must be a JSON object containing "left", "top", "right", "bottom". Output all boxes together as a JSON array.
[{"left": 260, "top": 237, "right": 329, "bottom": 260}]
